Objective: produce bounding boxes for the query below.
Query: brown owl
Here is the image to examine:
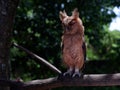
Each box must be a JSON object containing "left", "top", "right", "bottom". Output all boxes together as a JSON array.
[{"left": 59, "top": 8, "right": 86, "bottom": 77}]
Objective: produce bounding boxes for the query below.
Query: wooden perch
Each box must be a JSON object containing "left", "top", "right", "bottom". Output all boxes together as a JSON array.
[
  {"left": 13, "top": 43, "right": 61, "bottom": 74},
  {"left": 22, "top": 73, "right": 120, "bottom": 90},
  {"left": 1, "top": 73, "right": 120, "bottom": 90}
]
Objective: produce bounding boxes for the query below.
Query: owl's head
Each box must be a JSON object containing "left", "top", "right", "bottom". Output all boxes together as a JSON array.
[{"left": 59, "top": 8, "right": 83, "bottom": 34}]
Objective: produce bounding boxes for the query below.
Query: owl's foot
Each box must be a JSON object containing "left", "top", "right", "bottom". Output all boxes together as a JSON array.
[
  {"left": 72, "top": 68, "right": 82, "bottom": 78},
  {"left": 72, "top": 72, "right": 82, "bottom": 77},
  {"left": 63, "top": 68, "right": 73, "bottom": 76},
  {"left": 63, "top": 71, "right": 72, "bottom": 76}
]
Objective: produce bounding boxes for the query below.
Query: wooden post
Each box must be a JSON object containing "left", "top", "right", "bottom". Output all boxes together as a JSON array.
[{"left": 0, "top": 0, "right": 19, "bottom": 90}]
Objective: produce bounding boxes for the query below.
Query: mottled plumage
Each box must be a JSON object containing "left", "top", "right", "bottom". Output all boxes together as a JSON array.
[{"left": 59, "top": 8, "right": 86, "bottom": 77}]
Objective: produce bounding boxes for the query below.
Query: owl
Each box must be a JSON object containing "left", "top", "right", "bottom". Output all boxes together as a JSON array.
[{"left": 59, "top": 8, "right": 86, "bottom": 77}]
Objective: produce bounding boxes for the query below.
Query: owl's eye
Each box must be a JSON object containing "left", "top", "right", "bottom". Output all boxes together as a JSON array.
[{"left": 69, "top": 20, "right": 76, "bottom": 25}]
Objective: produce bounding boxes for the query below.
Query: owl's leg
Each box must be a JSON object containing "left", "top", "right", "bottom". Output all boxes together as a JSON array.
[
  {"left": 63, "top": 67, "right": 73, "bottom": 76},
  {"left": 72, "top": 68, "right": 82, "bottom": 77}
]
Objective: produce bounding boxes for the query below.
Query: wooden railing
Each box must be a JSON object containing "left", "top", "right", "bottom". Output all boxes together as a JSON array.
[{"left": 1, "top": 73, "right": 120, "bottom": 90}]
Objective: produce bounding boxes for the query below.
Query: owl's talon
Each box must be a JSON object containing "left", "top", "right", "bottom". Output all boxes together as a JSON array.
[
  {"left": 63, "top": 71, "right": 72, "bottom": 76},
  {"left": 63, "top": 68, "right": 73, "bottom": 76},
  {"left": 72, "top": 72, "right": 82, "bottom": 78}
]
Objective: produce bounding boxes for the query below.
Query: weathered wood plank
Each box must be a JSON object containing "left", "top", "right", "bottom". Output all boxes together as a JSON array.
[
  {"left": 23, "top": 73, "right": 120, "bottom": 90},
  {"left": 1, "top": 73, "right": 120, "bottom": 90}
]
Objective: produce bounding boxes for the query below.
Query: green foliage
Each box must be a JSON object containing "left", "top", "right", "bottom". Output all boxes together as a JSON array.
[
  {"left": 10, "top": 1, "right": 120, "bottom": 90},
  {"left": 98, "top": 26, "right": 120, "bottom": 60}
]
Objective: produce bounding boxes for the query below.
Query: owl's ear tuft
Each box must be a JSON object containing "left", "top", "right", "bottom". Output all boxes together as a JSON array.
[
  {"left": 59, "top": 10, "right": 67, "bottom": 21},
  {"left": 72, "top": 8, "right": 79, "bottom": 18}
]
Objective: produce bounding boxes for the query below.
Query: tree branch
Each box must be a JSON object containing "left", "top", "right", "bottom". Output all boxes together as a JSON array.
[
  {"left": 0, "top": 0, "right": 19, "bottom": 90},
  {"left": 1, "top": 73, "right": 120, "bottom": 90},
  {"left": 13, "top": 43, "right": 62, "bottom": 74}
]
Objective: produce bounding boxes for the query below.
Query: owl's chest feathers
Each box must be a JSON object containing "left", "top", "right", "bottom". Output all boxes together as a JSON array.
[
  {"left": 63, "top": 33, "right": 83, "bottom": 55},
  {"left": 63, "top": 33, "right": 83, "bottom": 45}
]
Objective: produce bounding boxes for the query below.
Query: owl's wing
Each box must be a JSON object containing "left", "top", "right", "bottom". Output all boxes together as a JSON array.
[
  {"left": 61, "top": 36, "right": 64, "bottom": 54},
  {"left": 81, "top": 37, "right": 86, "bottom": 71},
  {"left": 82, "top": 38, "right": 86, "bottom": 61}
]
